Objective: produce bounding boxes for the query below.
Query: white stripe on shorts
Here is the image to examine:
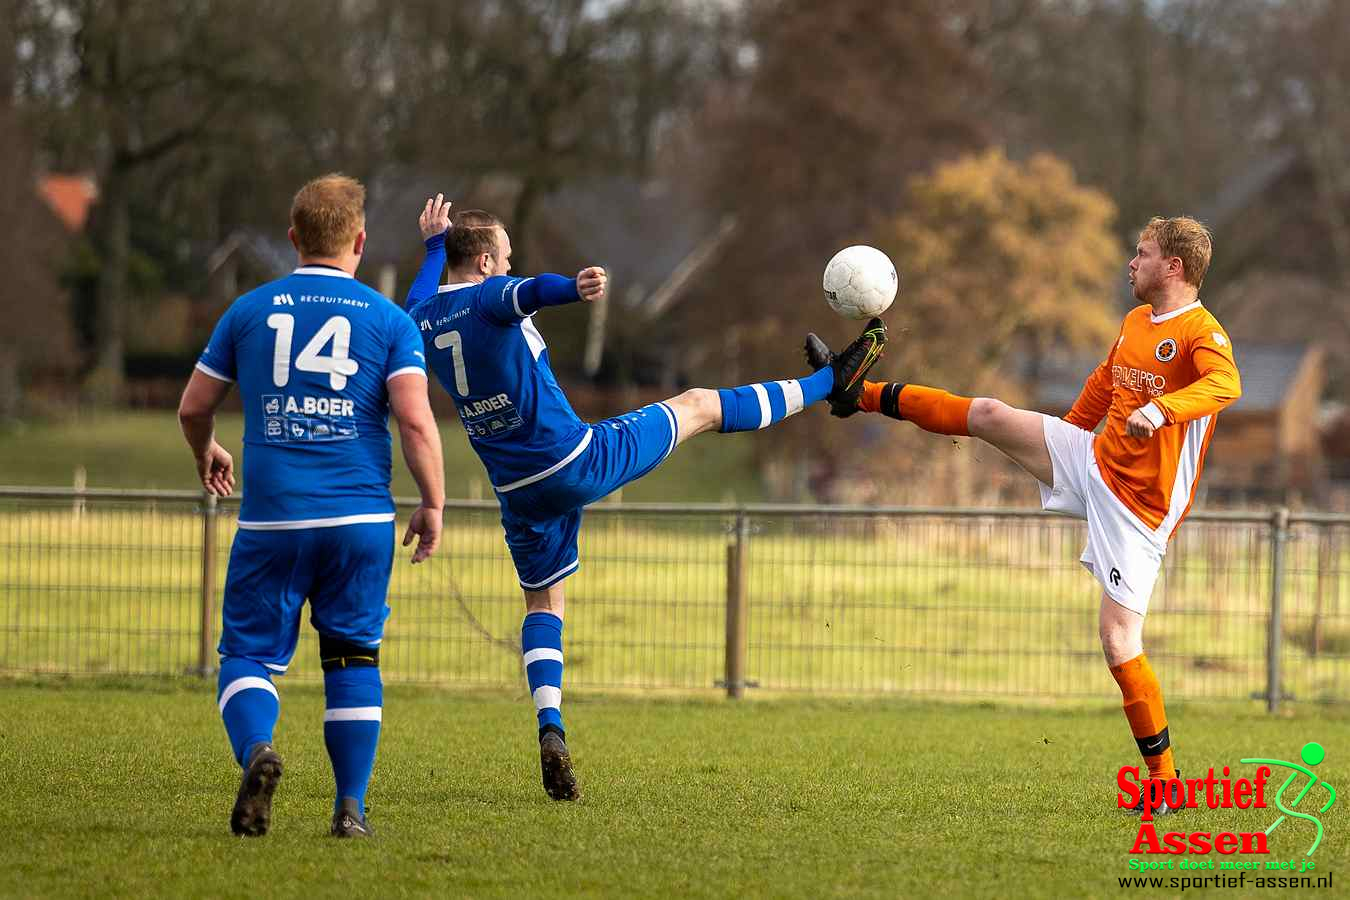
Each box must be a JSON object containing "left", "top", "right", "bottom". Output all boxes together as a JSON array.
[
  {"left": 656, "top": 401, "right": 678, "bottom": 458},
  {"left": 236, "top": 513, "right": 395, "bottom": 531},
  {"left": 518, "top": 559, "right": 580, "bottom": 590},
  {"left": 495, "top": 431, "right": 592, "bottom": 493}
]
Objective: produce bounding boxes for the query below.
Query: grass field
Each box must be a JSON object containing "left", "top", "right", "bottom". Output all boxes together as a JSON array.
[
  {"left": 2, "top": 680, "right": 1346, "bottom": 899},
  {"left": 0, "top": 411, "right": 763, "bottom": 502}
]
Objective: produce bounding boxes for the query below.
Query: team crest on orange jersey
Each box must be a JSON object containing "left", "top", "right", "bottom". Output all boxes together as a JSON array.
[{"left": 1155, "top": 339, "right": 1178, "bottom": 363}]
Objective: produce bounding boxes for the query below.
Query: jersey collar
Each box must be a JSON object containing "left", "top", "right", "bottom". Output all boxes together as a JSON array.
[
  {"left": 437, "top": 282, "right": 474, "bottom": 293},
  {"left": 293, "top": 265, "right": 354, "bottom": 278},
  {"left": 1150, "top": 299, "right": 1202, "bottom": 324}
]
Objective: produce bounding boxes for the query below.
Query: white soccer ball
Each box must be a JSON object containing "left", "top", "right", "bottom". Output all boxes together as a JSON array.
[{"left": 822, "top": 245, "right": 898, "bottom": 319}]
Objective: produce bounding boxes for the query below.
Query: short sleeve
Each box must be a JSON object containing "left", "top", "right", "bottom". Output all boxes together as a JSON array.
[
  {"left": 386, "top": 310, "right": 427, "bottom": 382},
  {"left": 196, "top": 304, "right": 238, "bottom": 382}
]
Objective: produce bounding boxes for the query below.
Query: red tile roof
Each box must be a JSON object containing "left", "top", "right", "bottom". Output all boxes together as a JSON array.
[{"left": 37, "top": 174, "right": 99, "bottom": 232}]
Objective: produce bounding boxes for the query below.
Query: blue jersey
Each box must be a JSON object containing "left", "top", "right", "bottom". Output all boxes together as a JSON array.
[
  {"left": 198, "top": 265, "right": 426, "bottom": 527},
  {"left": 406, "top": 237, "right": 588, "bottom": 492}
]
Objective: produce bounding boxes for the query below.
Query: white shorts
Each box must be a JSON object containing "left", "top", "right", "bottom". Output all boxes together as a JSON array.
[{"left": 1037, "top": 415, "right": 1165, "bottom": 616}]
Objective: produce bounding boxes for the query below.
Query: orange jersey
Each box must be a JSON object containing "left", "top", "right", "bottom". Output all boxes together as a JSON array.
[{"left": 1064, "top": 301, "right": 1241, "bottom": 537}]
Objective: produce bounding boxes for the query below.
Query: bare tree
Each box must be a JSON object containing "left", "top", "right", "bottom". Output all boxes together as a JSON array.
[
  {"left": 20, "top": 0, "right": 286, "bottom": 399},
  {"left": 1254, "top": 1, "right": 1350, "bottom": 283}
]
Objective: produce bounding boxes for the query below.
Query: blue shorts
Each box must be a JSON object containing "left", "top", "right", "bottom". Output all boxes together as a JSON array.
[
  {"left": 497, "top": 402, "right": 677, "bottom": 590},
  {"left": 218, "top": 520, "right": 395, "bottom": 672}
]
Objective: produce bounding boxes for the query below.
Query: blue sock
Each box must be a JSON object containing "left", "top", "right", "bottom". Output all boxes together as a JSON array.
[
  {"left": 717, "top": 366, "right": 832, "bottom": 432},
  {"left": 323, "top": 665, "right": 383, "bottom": 814},
  {"left": 522, "top": 612, "right": 564, "bottom": 734},
  {"left": 218, "top": 657, "right": 280, "bottom": 767}
]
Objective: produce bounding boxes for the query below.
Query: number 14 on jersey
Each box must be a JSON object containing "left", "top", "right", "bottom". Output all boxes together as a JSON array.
[{"left": 266, "top": 314, "right": 360, "bottom": 390}]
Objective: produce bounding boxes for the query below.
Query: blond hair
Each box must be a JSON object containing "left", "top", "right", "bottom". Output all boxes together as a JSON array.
[
  {"left": 1139, "top": 216, "right": 1213, "bottom": 288},
  {"left": 290, "top": 174, "right": 365, "bottom": 257}
]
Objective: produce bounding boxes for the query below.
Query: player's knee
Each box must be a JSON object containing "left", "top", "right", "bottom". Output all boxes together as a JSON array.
[
  {"left": 319, "top": 634, "right": 379, "bottom": 672},
  {"left": 672, "top": 388, "right": 720, "bottom": 429},
  {"left": 1099, "top": 616, "right": 1142, "bottom": 665}
]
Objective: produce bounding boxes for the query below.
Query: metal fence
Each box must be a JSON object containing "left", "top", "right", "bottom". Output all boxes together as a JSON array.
[{"left": 1, "top": 487, "right": 1348, "bottom": 709}]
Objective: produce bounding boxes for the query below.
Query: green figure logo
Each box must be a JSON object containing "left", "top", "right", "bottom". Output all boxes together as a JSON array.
[{"left": 1240, "top": 742, "right": 1336, "bottom": 857}]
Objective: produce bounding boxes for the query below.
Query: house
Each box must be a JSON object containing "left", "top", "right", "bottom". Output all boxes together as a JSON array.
[
  {"left": 36, "top": 174, "right": 99, "bottom": 233},
  {"left": 201, "top": 170, "right": 719, "bottom": 396},
  {"left": 204, "top": 170, "right": 532, "bottom": 312},
  {"left": 0, "top": 171, "right": 87, "bottom": 415},
  {"left": 1201, "top": 343, "right": 1325, "bottom": 501},
  {"left": 529, "top": 175, "right": 725, "bottom": 387}
]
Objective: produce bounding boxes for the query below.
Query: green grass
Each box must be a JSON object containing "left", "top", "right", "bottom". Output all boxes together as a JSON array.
[
  {"left": 0, "top": 411, "right": 763, "bottom": 502},
  {"left": 2, "top": 681, "right": 1346, "bottom": 898},
  {"left": 3, "top": 506, "right": 1349, "bottom": 703}
]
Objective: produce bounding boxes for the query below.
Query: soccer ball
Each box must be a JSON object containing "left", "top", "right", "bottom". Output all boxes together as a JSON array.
[{"left": 822, "top": 245, "right": 898, "bottom": 319}]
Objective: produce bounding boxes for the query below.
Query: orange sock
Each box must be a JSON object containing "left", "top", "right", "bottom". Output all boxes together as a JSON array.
[
  {"left": 859, "top": 381, "right": 885, "bottom": 413},
  {"left": 860, "top": 381, "right": 972, "bottom": 436},
  {"left": 1110, "top": 654, "right": 1176, "bottom": 780}
]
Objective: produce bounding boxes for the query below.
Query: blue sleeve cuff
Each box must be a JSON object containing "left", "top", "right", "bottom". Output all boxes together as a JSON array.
[{"left": 425, "top": 232, "right": 446, "bottom": 250}]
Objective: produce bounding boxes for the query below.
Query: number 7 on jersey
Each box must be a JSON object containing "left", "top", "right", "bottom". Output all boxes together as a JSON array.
[{"left": 434, "top": 330, "right": 469, "bottom": 396}]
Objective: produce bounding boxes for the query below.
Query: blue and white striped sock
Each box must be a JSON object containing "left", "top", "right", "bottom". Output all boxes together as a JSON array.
[
  {"left": 717, "top": 366, "right": 833, "bottom": 433},
  {"left": 217, "top": 657, "right": 280, "bottom": 766},
  {"left": 522, "top": 611, "right": 564, "bottom": 735},
  {"left": 323, "top": 666, "right": 383, "bottom": 815}
]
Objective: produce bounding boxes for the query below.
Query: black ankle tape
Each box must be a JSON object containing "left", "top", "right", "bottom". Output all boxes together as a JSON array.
[
  {"left": 319, "top": 634, "right": 380, "bottom": 671},
  {"left": 1134, "top": 725, "right": 1170, "bottom": 758},
  {"left": 880, "top": 382, "right": 906, "bottom": 419},
  {"left": 539, "top": 723, "right": 566, "bottom": 741}
]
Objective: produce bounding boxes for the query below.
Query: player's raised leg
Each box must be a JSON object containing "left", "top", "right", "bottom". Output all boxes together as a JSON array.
[
  {"left": 803, "top": 335, "right": 1053, "bottom": 485},
  {"left": 663, "top": 317, "right": 887, "bottom": 444}
]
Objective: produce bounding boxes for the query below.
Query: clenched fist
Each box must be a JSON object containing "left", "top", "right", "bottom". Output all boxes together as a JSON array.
[{"left": 577, "top": 266, "right": 607, "bottom": 302}]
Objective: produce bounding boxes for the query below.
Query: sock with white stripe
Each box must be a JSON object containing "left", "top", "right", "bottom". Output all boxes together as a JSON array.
[
  {"left": 217, "top": 657, "right": 280, "bottom": 767},
  {"left": 522, "top": 611, "right": 565, "bottom": 735},
  {"left": 717, "top": 366, "right": 833, "bottom": 433},
  {"left": 323, "top": 665, "right": 383, "bottom": 814}
]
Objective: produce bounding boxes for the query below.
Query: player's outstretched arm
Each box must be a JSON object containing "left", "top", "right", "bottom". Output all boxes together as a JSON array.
[
  {"left": 406, "top": 194, "right": 452, "bottom": 307},
  {"left": 510, "top": 267, "right": 607, "bottom": 317},
  {"left": 389, "top": 372, "right": 445, "bottom": 563},
  {"left": 177, "top": 369, "right": 235, "bottom": 496}
]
